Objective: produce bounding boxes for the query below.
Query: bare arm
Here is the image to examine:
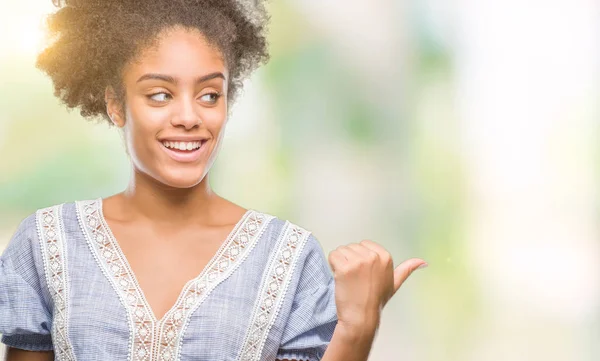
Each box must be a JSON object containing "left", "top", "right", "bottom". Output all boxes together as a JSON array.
[
  {"left": 275, "top": 322, "right": 378, "bottom": 361},
  {"left": 321, "top": 241, "right": 427, "bottom": 361},
  {"left": 277, "top": 241, "right": 426, "bottom": 361},
  {"left": 320, "top": 321, "right": 378, "bottom": 361},
  {"left": 3, "top": 348, "right": 54, "bottom": 361}
]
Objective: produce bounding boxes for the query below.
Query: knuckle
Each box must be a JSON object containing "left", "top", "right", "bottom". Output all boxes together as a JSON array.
[
  {"left": 367, "top": 250, "right": 379, "bottom": 263},
  {"left": 337, "top": 265, "right": 351, "bottom": 276},
  {"left": 358, "top": 257, "right": 371, "bottom": 269},
  {"left": 356, "top": 258, "right": 368, "bottom": 267}
]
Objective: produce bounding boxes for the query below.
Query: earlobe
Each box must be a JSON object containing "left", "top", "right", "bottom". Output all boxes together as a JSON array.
[
  {"left": 109, "top": 111, "right": 125, "bottom": 128},
  {"left": 105, "top": 86, "right": 125, "bottom": 127}
]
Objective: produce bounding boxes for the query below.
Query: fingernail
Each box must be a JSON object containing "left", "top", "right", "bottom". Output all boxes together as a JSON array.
[{"left": 417, "top": 263, "right": 428, "bottom": 270}]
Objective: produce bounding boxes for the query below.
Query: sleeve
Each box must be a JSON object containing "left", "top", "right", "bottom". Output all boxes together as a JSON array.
[
  {"left": 0, "top": 214, "right": 54, "bottom": 351},
  {"left": 276, "top": 234, "right": 338, "bottom": 361}
]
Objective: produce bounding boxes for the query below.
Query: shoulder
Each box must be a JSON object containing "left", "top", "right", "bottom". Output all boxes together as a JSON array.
[
  {"left": 252, "top": 209, "right": 311, "bottom": 236},
  {"left": 2, "top": 212, "right": 39, "bottom": 262},
  {"left": 2, "top": 199, "right": 87, "bottom": 259},
  {"left": 253, "top": 211, "right": 334, "bottom": 308},
  {"left": 1, "top": 204, "right": 62, "bottom": 287},
  {"left": 254, "top": 210, "right": 323, "bottom": 252},
  {"left": 254, "top": 209, "right": 331, "bottom": 274}
]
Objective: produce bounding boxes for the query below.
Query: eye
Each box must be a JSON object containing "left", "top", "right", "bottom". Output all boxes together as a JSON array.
[
  {"left": 199, "top": 92, "right": 221, "bottom": 105},
  {"left": 148, "top": 92, "right": 172, "bottom": 103}
]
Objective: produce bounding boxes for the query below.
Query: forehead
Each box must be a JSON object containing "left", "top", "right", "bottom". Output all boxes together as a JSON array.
[{"left": 123, "top": 26, "right": 227, "bottom": 82}]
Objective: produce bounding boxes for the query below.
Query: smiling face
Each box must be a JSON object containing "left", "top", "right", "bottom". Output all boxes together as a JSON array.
[{"left": 106, "top": 26, "right": 229, "bottom": 189}]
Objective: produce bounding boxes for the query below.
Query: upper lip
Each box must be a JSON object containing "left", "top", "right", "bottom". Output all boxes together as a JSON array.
[{"left": 159, "top": 136, "right": 209, "bottom": 142}]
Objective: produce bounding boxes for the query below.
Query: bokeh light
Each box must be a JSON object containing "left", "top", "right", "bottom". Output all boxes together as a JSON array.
[{"left": 1, "top": 1, "right": 598, "bottom": 360}]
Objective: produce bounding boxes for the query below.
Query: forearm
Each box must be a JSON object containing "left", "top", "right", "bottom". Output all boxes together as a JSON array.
[
  {"left": 321, "top": 321, "right": 379, "bottom": 361},
  {"left": 4, "top": 347, "right": 54, "bottom": 361}
]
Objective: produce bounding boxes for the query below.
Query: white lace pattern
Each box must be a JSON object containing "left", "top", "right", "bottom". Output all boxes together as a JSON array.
[
  {"left": 237, "top": 221, "right": 311, "bottom": 361},
  {"left": 36, "top": 205, "right": 77, "bottom": 361},
  {"left": 76, "top": 199, "right": 273, "bottom": 361}
]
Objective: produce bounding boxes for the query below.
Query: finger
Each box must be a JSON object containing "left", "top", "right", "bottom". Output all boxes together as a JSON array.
[
  {"left": 360, "top": 240, "right": 390, "bottom": 259},
  {"left": 359, "top": 240, "right": 393, "bottom": 267},
  {"left": 347, "top": 243, "right": 375, "bottom": 258},
  {"left": 328, "top": 250, "right": 347, "bottom": 273},
  {"left": 348, "top": 243, "right": 381, "bottom": 268},
  {"left": 337, "top": 245, "right": 361, "bottom": 263},
  {"left": 334, "top": 246, "right": 349, "bottom": 261},
  {"left": 393, "top": 258, "right": 427, "bottom": 293}
]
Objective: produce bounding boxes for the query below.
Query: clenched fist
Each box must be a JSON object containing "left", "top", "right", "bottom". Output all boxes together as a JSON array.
[{"left": 328, "top": 240, "right": 427, "bottom": 332}]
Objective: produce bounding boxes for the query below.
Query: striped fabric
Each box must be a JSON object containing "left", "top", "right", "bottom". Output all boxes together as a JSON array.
[{"left": 0, "top": 199, "right": 337, "bottom": 361}]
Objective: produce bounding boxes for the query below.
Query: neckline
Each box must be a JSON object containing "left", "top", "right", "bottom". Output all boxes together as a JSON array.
[{"left": 96, "top": 197, "right": 253, "bottom": 324}]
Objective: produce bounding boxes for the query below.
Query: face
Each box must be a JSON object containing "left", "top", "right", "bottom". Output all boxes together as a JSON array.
[{"left": 106, "top": 26, "right": 229, "bottom": 189}]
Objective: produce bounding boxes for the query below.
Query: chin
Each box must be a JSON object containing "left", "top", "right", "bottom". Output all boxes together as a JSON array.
[
  {"left": 154, "top": 169, "right": 207, "bottom": 189},
  {"left": 162, "top": 178, "right": 203, "bottom": 189}
]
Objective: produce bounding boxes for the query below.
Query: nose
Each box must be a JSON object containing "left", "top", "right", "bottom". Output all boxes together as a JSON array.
[{"left": 170, "top": 96, "right": 201, "bottom": 129}]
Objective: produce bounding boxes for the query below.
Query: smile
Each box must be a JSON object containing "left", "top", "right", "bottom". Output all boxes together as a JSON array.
[
  {"left": 162, "top": 141, "right": 202, "bottom": 151},
  {"left": 160, "top": 139, "right": 208, "bottom": 163}
]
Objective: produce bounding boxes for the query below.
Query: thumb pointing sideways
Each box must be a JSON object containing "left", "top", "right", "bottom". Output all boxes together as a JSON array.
[{"left": 393, "top": 258, "right": 428, "bottom": 294}]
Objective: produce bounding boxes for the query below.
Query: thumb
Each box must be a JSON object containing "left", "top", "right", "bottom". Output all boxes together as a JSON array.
[{"left": 393, "top": 258, "right": 427, "bottom": 294}]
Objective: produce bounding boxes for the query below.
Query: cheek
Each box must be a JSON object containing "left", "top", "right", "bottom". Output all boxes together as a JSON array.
[
  {"left": 127, "top": 97, "right": 170, "bottom": 129},
  {"left": 202, "top": 107, "right": 228, "bottom": 138},
  {"left": 123, "top": 100, "right": 166, "bottom": 159}
]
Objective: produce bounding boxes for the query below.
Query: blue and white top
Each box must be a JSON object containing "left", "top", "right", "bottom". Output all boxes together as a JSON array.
[{"left": 0, "top": 199, "right": 337, "bottom": 361}]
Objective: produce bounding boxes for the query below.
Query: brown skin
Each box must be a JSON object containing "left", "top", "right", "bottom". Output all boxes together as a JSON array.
[
  {"left": 103, "top": 26, "right": 248, "bottom": 322},
  {"left": 3, "top": 349, "right": 53, "bottom": 361},
  {"left": 110, "top": 26, "right": 230, "bottom": 190},
  {"left": 4, "top": 26, "right": 426, "bottom": 361},
  {"left": 322, "top": 245, "right": 426, "bottom": 361}
]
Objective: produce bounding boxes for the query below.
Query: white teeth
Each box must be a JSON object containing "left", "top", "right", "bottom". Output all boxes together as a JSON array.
[{"left": 162, "top": 141, "right": 202, "bottom": 151}]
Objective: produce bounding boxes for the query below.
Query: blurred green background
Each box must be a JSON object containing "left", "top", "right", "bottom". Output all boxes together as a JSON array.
[{"left": 1, "top": 1, "right": 599, "bottom": 360}]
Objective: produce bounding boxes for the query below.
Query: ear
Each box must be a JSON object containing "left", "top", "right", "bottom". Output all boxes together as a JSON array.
[{"left": 105, "top": 86, "right": 125, "bottom": 127}]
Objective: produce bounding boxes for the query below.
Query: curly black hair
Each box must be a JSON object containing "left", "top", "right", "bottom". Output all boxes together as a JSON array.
[{"left": 37, "top": 0, "right": 270, "bottom": 124}]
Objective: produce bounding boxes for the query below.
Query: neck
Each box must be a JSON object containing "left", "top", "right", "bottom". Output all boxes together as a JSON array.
[{"left": 118, "top": 168, "right": 218, "bottom": 226}]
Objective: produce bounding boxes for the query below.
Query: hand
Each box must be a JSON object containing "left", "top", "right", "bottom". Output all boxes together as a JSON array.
[{"left": 328, "top": 240, "right": 427, "bottom": 332}]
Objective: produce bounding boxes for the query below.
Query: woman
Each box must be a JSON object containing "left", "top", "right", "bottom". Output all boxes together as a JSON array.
[{"left": 0, "top": 0, "right": 427, "bottom": 360}]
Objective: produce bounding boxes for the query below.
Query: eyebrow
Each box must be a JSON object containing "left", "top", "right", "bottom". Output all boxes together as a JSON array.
[{"left": 136, "top": 72, "right": 226, "bottom": 84}]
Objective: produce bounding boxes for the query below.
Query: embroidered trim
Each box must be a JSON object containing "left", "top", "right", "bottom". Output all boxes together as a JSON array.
[
  {"left": 237, "top": 221, "right": 311, "bottom": 361},
  {"left": 36, "top": 205, "right": 77, "bottom": 361},
  {"left": 76, "top": 200, "right": 146, "bottom": 361},
  {"left": 164, "top": 211, "right": 274, "bottom": 361},
  {"left": 76, "top": 199, "right": 272, "bottom": 361}
]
